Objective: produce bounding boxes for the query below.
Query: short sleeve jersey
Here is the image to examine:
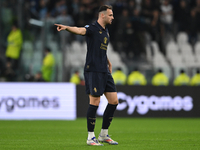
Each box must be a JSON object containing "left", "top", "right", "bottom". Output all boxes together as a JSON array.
[{"left": 84, "top": 21, "right": 109, "bottom": 72}]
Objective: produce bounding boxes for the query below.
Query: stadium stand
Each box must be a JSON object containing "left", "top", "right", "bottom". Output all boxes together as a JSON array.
[
  {"left": 21, "top": 41, "right": 34, "bottom": 73},
  {"left": 151, "top": 41, "right": 171, "bottom": 80},
  {"left": 1, "top": 0, "right": 200, "bottom": 84},
  {"left": 176, "top": 32, "right": 189, "bottom": 48}
]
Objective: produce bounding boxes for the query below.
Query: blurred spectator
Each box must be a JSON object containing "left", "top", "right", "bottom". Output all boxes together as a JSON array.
[
  {"left": 70, "top": 70, "right": 81, "bottom": 85},
  {"left": 135, "top": 0, "right": 142, "bottom": 10},
  {"left": 3, "top": 61, "right": 16, "bottom": 81},
  {"left": 29, "top": 0, "right": 40, "bottom": 18},
  {"left": 4, "top": 0, "right": 200, "bottom": 83},
  {"left": 56, "top": 10, "right": 74, "bottom": 26},
  {"left": 80, "top": 0, "right": 98, "bottom": 23},
  {"left": 34, "top": 71, "right": 45, "bottom": 82},
  {"left": 5, "top": 21, "right": 23, "bottom": 72},
  {"left": 73, "top": 5, "right": 87, "bottom": 43},
  {"left": 193, "top": 0, "right": 200, "bottom": 32},
  {"left": 160, "top": 0, "right": 173, "bottom": 34},
  {"left": 112, "top": 67, "right": 127, "bottom": 85},
  {"left": 0, "top": 57, "right": 5, "bottom": 78},
  {"left": 151, "top": 69, "right": 169, "bottom": 86},
  {"left": 131, "top": 9, "right": 145, "bottom": 32},
  {"left": 73, "top": 5, "right": 87, "bottom": 26},
  {"left": 115, "top": 9, "right": 130, "bottom": 53},
  {"left": 72, "top": 0, "right": 80, "bottom": 16},
  {"left": 117, "top": 9, "right": 130, "bottom": 35},
  {"left": 175, "top": 0, "right": 190, "bottom": 32},
  {"left": 112, "top": 0, "right": 127, "bottom": 17},
  {"left": 130, "top": 8, "right": 146, "bottom": 57},
  {"left": 1, "top": 0, "right": 13, "bottom": 40},
  {"left": 24, "top": 73, "right": 34, "bottom": 82},
  {"left": 127, "top": 68, "right": 147, "bottom": 85},
  {"left": 190, "top": 69, "right": 200, "bottom": 86},
  {"left": 51, "top": 0, "right": 67, "bottom": 17},
  {"left": 38, "top": 0, "right": 48, "bottom": 19},
  {"left": 41, "top": 47, "right": 55, "bottom": 82},
  {"left": 188, "top": 9, "right": 198, "bottom": 45},
  {"left": 56, "top": 9, "right": 74, "bottom": 44},
  {"left": 141, "top": 0, "right": 160, "bottom": 41},
  {"left": 122, "top": 22, "right": 135, "bottom": 58},
  {"left": 173, "top": 69, "right": 190, "bottom": 86},
  {"left": 127, "top": 0, "right": 136, "bottom": 16},
  {"left": 103, "top": 0, "right": 115, "bottom": 5}
]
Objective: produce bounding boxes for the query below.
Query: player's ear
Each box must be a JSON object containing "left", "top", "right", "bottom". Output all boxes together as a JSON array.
[
  {"left": 100, "top": 12, "right": 104, "bottom": 18},
  {"left": 101, "top": 11, "right": 106, "bottom": 18}
]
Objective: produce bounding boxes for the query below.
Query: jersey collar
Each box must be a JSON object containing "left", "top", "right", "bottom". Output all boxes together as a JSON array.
[{"left": 95, "top": 21, "right": 106, "bottom": 31}]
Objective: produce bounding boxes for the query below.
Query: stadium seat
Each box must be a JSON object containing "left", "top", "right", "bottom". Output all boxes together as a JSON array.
[
  {"left": 178, "top": 43, "right": 197, "bottom": 67},
  {"left": 21, "top": 41, "right": 34, "bottom": 73},
  {"left": 47, "top": 41, "right": 59, "bottom": 53},
  {"left": 169, "top": 55, "right": 184, "bottom": 67},
  {"left": 151, "top": 41, "right": 171, "bottom": 79},
  {"left": 23, "top": 41, "right": 33, "bottom": 52},
  {"left": 193, "top": 41, "right": 200, "bottom": 67},
  {"left": 182, "top": 55, "right": 196, "bottom": 67},
  {"left": 194, "top": 56, "right": 200, "bottom": 67},
  {"left": 179, "top": 44, "right": 193, "bottom": 54},
  {"left": 108, "top": 51, "right": 121, "bottom": 62},
  {"left": 166, "top": 41, "right": 179, "bottom": 59},
  {"left": 55, "top": 52, "right": 63, "bottom": 81},
  {"left": 32, "top": 51, "right": 43, "bottom": 62},
  {"left": 194, "top": 41, "right": 200, "bottom": 55},
  {"left": 176, "top": 32, "right": 188, "bottom": 48},
  {"left": 151, "top": 41, "right": 160, "bottom": 55},
  {"left": 65, "top": 51, "right": 83, "bottom": 67},
  {"left": 21, "top": 52, "right": 32, "bottom": 73},
  {"left": 35, "top": 40, "right": 43, "bottom": 51},
  {"left": 71, "top": 41, "right": 82, "bottom": 53},
  {"left": 146, "top": 44, "right": 152, "bottom": 62},
  {"left": 31, "top": 61, "right": 42, "bottom": 75},
  {"left": 107, "top": 43, "right": 115, "bottom": 53}
]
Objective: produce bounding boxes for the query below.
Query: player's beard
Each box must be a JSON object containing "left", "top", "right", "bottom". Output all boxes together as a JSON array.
[{"left": 106, "top": 19, "right": 112, "bottom": 25}]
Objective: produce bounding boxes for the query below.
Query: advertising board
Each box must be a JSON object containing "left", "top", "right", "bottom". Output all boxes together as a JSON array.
[
  {"left": 77, "top": 86, "right": 200, "bottom": 117},
  {"left": 0, "top": 83, "right": 76, "bottom": 120}
]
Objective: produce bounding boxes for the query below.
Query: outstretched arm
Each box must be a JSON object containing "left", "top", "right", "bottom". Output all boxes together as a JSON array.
[{"left": 54, "top": 24, "right": 86, "bottom": 35}]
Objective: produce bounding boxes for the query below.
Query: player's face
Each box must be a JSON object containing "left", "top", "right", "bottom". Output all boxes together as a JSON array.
[{"left": 104, "top": 9, "right": 114, "bottom": 25}]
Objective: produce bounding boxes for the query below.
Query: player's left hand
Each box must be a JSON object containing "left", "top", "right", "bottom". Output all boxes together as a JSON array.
[{"left": 108, "top": 64, "right": 112, "bottom": 74}]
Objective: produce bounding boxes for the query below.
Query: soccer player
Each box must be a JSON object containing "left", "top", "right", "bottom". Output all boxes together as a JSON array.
[{"left": 55, "top": 5, "right": 118, "bottom": 146}]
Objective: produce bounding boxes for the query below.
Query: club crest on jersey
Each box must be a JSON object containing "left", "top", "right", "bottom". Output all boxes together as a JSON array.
[
  {"left": 99, "top": 30, "right": 102, "bottom": 34},
  {"left": 94, "top": 87, "right": 97, "bottom": 93},
  {"left": 104, "top": 37, "right": 108, "bottom": 44},
  {"left": 85, "top": 25, "right": 89, "bottom": 28}
]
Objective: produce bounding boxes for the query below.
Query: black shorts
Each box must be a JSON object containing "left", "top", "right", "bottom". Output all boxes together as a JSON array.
[{"left": 84, "top": 71, "right": 117, "bottom": 96}]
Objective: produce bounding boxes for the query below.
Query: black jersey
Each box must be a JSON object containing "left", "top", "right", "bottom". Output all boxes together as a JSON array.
[{"left": 84, "top": 21, "right": 110, "bottom": 72}]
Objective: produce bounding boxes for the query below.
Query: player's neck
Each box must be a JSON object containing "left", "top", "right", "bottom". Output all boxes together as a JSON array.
[{"left": 97, "top": 19, "right": 106, "bottom": 29}]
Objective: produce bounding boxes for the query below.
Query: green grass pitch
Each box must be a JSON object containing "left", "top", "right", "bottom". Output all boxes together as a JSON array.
[{"left": 0, "top": 118, "right": 200, "bottom": 150}]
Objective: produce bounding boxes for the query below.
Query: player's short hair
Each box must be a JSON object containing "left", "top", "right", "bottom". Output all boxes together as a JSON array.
[{"left": 98, "top": 5, "right": 112, "bottom": 13}]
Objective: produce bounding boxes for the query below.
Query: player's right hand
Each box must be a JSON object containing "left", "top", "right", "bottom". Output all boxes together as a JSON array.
[{"left": 54, "top": 24, "right": 66, "bottom": 32}]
